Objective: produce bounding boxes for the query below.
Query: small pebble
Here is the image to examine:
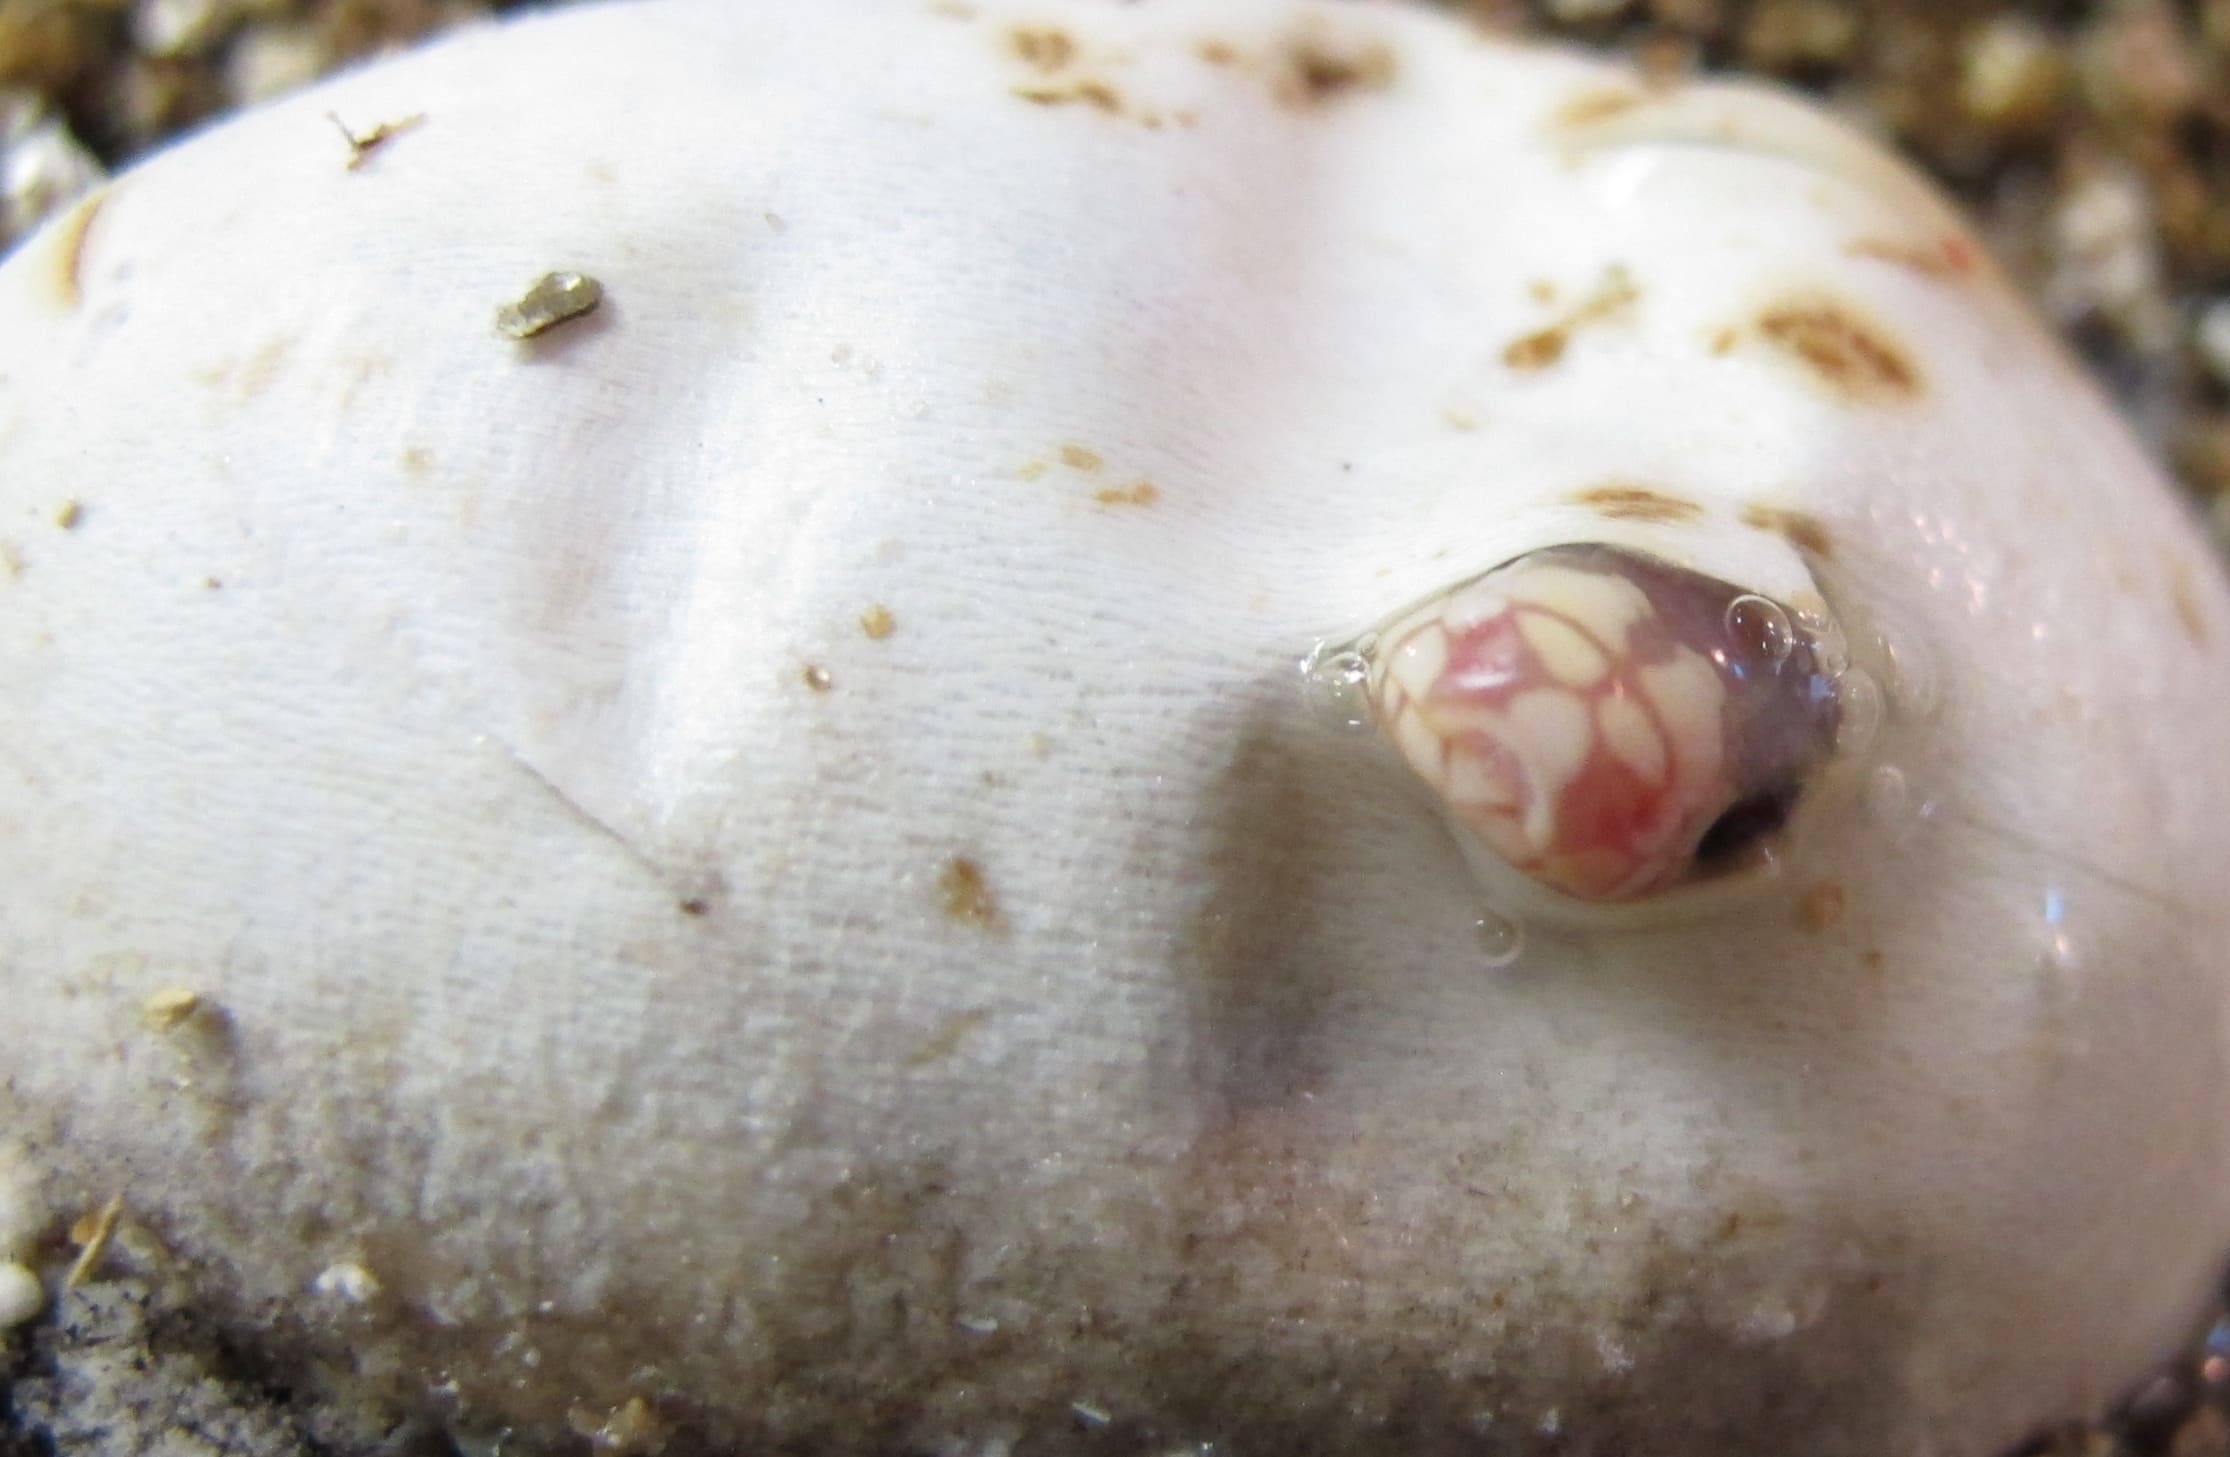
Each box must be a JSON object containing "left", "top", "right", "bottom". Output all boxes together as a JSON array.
[
  {"left": 0, "top": 1259, "right": 43, "bottom": 1328},
  {"left": 0, "top": 110, "right": 105, "bottom": 241},
  {"left": 1958, "top": 15, "right": 2066, "bottom": 137},
  {"left": 2195, "top": 300, "right": 2230, "bottom": 390},
  {"left": 310, "top": 1261, "right": 380, "bottom": 1304}
]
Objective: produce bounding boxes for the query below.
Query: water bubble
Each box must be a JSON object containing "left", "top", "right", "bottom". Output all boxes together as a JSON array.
[
  {"left": 1791, "top": 605, "right": 1850, "bottom": 677},
  {"left": 1834, "top": 668, "right": 1885, "bottom": 755},
  {"left": 1474, "top": 909, "right": 1526, "bottom": 968},
  {"left": 2038, "top": 886, "right": 2080, "bottom": 981},
  {"left": 1725, "top": 594, "right": 1796, "bottom": 665},
  {"left": 1300, "top": 641, "right": 1376, "bottom": 731}
]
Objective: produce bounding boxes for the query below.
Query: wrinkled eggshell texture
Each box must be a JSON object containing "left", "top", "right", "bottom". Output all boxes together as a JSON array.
[{"left": 3, "top": 1, "right": 2229, "bottom": 1453}]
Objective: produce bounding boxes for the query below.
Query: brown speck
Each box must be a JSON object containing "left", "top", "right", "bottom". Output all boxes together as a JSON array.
[
  {"left": 1503, "top": 265, "right": 1638, "bottom": 372},
  {"left": 1059, "top": 443, "right": 1103, "bottom": 471},
  {"left": 497, "top": 272, "right": 603, "bottom": 340},
  {"left": 1010, "top": 26, "right": 1074, "bottom": 72},
  {"left": 906, "top": 1007, "right": 990, "bottom": 1067},
  {"left": 1013, "top": 80, "right": 1122, "bottom": 114},
  {"left": 801, "top": 664, "right": 833, "bottom": 692},
  {"left": 1095, "top": 481, "right": 1159, "bottom": 507},
  {"left": 2170, "top": 562, "right": 2209, "bottom": 645},
  {"left": 1845, "top": 234, "right": 1982, "bottom": 281},
  {"left": 1195, "top": 38, "right": 1240, "bottom": 66},
  {"left": 1570, "top": 482, "right": 1703, "bottom": 525},
  {"left": 939, "top": 856, "right": 1005, "bottom": 931},
  {"left": 1708, "top": 327, "right": 1739, "bottom": 355},
  {"left": 1527, "top": 278, "right": 1559, "bottom": 305},
  {"left": 1, "top": 541, "right": 26, "bottom": 579},
  {"left": 1551, "top": 87, "right": 1646, "bottom": 129},
  {"left": 566, "top": 1396, "right": 666, "bottom": 1457},
  {"left": 1503, "top": 327, "right": 1567, "bottom": 371},
  {"left": 1798, "top": 880, "right": 1848, "bottom": 931},
  {"left": 143, "top": 986, "right": 200, "bottom": 1030},
  {"left": 1862, "top": 948, "right": 1886, "bottom": 973},
  {"left": 1739, "top": 502, "right": 1835, "bottom": 559},
  {"left": 1016, "top": 460, "right": 1049, "bottom": 481},
  {"left": 1277, "top": 37, "right": 1396, "bottom": 106},
  {"left": 677, "top": 897, "right": 710, "bottom": 917},
  {"left": 860, "top": 604, "right": 896, "bottom": 640},
  {"left": 400, "top": 446, "right": 435, "bottom": 478},
  {"left": 52, "top": 499, "right": 82, "bottom": 530},
  {"left": 327, "top": 111, "right": 424, "bottom": 171},
  {"left": 1754, "top": 297, "right": 1920, "bottom": 403},
  {"left": 235, "top": 335, "right": 292, "bottom": 401},
  {"left": 48, "top": 187, "right": 106, "bottom": 310},
  {"left": 66, "top": 1195, "right": 124, "bottom": 1289}
]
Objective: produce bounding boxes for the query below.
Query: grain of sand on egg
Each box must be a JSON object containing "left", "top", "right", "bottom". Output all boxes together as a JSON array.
[{"left": 3, "top": 2, "right": 2230, "bottom": 1457}]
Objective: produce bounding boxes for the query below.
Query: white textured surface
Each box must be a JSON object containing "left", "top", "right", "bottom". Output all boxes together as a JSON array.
[{"left": 0, "top": 0, "right": 2227, "bottom": 1452}]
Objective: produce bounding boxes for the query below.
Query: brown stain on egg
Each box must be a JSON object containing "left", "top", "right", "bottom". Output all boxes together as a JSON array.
[
  {"left": 47, "top": 187, "right": 107, "bottom": 310},
  {"left": 1275, "top": 35, "right": 1396, "bottom": 107},
  {"left": 1194, "top": 38, "right": 1240, "bottom": 66},
  {"left": 1013, "top": 79, "right": 1122, "bottom": 114},
  {"left": 938, "top": 857, "right": 1005, "bottom": 932},
  {"left": 196, "top": 336, "right": 296, "bottom": 402},
  {"left": 1503, "top": 266, "right": 1638, "bottom": 373},
  {"left": 859, "top": 604, "right": 896, "bottom": 640},
  {"left": 1009, "top": 25, "right": 1075, "bottom": 72},
  {"left": 1503, "top": 327, "right": 1569, "bottom": 371},
  {"left": 1752, "top": 296, "right": 1920, "bottom": 404},
  {"left": 401, "top": 446, "right": 435, "bottom": 479},
  {"left": 1739, "top": 502, "right": 1835, "bottom": 559},
  {"left": 801, "top": 664, "right": 834, "bottom": 692},
  {"left": 1797, "top": 880, "right": 1848, "bottom": 932},
  {"left": 906, "top": 1007, "right": 990, "bottom": 1067},
  {"left": 1550, "top": 86, "right": 1646, "bottom": 130},
  {"left": 1060, "top": 443, "right": 1103, "bottom": 471},
  {"left": 1095, "top": 481, "right": 1160, "bottom": 507},
  {"left": 1569, "top": 482, "right": 1702, "bottom": 525},
  {"left": 2169, "top": 560, "right": 2209, "bottom": 646}
]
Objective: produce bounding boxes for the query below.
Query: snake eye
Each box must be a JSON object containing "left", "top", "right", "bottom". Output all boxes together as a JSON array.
[{"left": 1363, "top": 544, "right": 1847, "bottom": 904}]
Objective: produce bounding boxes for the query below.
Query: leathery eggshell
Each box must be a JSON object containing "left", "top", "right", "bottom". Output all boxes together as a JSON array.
[{"left": 1, "top": 0, "right": 2227, "bottom": 1453}]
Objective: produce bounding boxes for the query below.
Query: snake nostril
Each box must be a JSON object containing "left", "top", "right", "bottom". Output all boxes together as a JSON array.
[{"left": 1693, "top": 786, "right": 1799, "bottom": 872}]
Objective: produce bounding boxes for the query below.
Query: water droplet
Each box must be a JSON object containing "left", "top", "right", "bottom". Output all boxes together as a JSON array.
[
  {"left": 1474, "top": 909, "right": 1526, "bottom": 968},
  {"left": 1865, "top": 764, "right": 1908, "bottom": 821},
  {"left": 1725, "top": 594, "right": 1795, "bottom": 665},
  {"left": 1834, "top": 668, "right": 1884, "bottom": 754},
  {"left": 1736, "top": 1299, "right": 1801, "bottom": 1343},
  {"left": 1882, "top": 635, "right": 1940, "bottom": 720},
  {"left": 2038, "top": 886, "right": 2080, "bottom": 981},
  {"left": 1300, "top": 641, "right": 1376, "bottom": 731},
  {"left": 1791, "top": 605, "right": 1849, "bottom": 677}
]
